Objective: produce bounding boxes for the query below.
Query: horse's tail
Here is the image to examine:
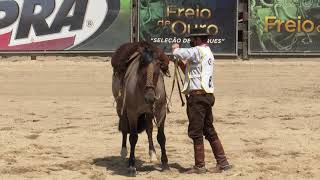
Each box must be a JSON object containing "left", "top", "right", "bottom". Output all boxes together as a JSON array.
[{"left": 137, "top": 114, "right": 147, "bottom": 134}]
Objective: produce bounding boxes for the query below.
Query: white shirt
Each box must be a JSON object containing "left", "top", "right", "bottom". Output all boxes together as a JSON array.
[{"left": 173, "top": 44, "right": 215, "bottom": 94}]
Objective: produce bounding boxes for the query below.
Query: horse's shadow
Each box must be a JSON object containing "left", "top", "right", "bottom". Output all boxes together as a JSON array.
[{"left": 92, "top": 156, "right": 187, "bottom": 176}]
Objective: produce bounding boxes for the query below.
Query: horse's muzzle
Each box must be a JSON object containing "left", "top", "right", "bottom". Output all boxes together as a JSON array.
[{"left": 144, "top": 89, "right": 156, "bottom": 104}]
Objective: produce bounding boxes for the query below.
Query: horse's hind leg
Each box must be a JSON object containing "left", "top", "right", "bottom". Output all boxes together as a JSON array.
[
  {"left": 128, "top": 133, "right": 138, "bottom": 177},
  {"left": 121, "top": 132, "right": 128, "bottom": 159},
  {"left": 157, "top": 123, "right": 169, "bottom": 171},
  {"left": 146, "top": 115, "right": 157, "bottom": 163}
]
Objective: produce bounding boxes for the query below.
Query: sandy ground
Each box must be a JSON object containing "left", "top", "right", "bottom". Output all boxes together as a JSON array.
[{"left": 0, "top": 56, "right": 320, "bottom": 180}]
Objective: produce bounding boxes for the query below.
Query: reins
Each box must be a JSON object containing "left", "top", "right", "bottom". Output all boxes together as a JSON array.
[{"left": 167, "top": 56, "right": 185, "bottom": 112}]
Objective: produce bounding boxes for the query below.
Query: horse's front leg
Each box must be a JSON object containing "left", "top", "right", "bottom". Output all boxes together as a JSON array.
[
  {"left": 128, "top": 133, "right": 138, "bottom": 177},
  {"left": 121, "top": 132, "right": 128, "bottom": 159},
  {"left": 154, "top": 102, "right": 170, "bottom": 171},
  {"left": 146, "top": 115, "right": 157, "bottom": 163},
  {"left": 157, "top": 124, "right": 169, "bottom": 171}
]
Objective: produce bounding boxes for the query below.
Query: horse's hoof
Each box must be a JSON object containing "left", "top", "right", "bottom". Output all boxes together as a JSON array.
[
  {"left": 149, "top": 150, "right": 158, "bottom": 163},
  {"left": 128, "top": 166, "right": 136, "bottom": 177},
  {"left": 161, "top": 164, "right": 170, "bottom": 172},
  {"left": 120, "top": 147, "right": 127, "bottom": 159}
]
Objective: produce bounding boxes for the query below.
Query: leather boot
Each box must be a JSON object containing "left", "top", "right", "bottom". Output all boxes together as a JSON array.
[
  {"left": 208, "top": 138, "right": 233, "bottom": 173},
  {"left": 186, "top": 144, "right": 206, "bottom": 174}
]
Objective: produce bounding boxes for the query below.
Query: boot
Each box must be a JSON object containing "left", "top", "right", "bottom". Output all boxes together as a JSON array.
[
  {"left": 208, "top": 138, "right": 233, "bottom": 173},
  {"left": 186, "top": 144, "right": 206, "bottom": 174}
]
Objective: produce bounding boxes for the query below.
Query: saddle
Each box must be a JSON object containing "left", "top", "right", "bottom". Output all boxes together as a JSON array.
[
  {"left": 113, "top": 51, "right": 140, "bottom": 81},
  {"left": 114, "top": 52, "right": 141, "bottom": 112}
]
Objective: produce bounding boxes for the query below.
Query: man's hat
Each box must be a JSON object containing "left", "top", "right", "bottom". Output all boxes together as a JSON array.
[{"left": 186, "top": 28, "right": 210, "bottom": 38}]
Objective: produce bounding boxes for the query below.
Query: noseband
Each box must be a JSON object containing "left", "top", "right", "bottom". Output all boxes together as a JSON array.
[{"left": 145, "top": 62, "right": 155, "bottom": 91}]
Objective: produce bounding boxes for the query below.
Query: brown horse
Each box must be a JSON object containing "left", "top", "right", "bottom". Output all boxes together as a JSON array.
[{"left": 111, "top": 42, "right": 170, "bottom": 176}]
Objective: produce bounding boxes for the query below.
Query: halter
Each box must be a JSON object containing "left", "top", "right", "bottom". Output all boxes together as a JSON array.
[{"left": 145, "top": 62, "right": 156, "bottom": 90}]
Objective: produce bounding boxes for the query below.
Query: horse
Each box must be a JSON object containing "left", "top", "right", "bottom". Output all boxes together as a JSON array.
[{"left": 111, "top": 42, "right": 170, "bottom": 176}]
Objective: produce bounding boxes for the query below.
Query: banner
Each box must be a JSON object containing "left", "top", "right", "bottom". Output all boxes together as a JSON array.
[
  {"left": 0, "top": 0, "right": 131, "bottom": 52},
  {"left": 139, "top": 0, "right": 238, "bottom": 55},
  {"left": 249, "top": 0, "right": 320, "bottom": 54}
]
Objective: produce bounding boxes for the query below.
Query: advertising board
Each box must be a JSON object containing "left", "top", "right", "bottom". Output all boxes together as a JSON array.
[
  {"left": 249, "top": 0, "right": 320, "bottom": 55},
  {"left": 139, "top": 0, "right": 238, "bottom": 55},
  {"left": 0, "top": 0, "right": 131, "bottom": 53}
]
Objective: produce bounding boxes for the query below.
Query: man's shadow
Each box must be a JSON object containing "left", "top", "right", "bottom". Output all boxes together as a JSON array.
[{"left": 92, "top": 156, "right": 188, "bottom": 177}]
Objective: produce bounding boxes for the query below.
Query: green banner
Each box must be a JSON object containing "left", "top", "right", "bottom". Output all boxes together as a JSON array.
[
  {"left": 139, "top": 0, "right": 238, "bottom": 55},
  {"left": 249, "top": 0, "right": 320, "bottom": 54}
]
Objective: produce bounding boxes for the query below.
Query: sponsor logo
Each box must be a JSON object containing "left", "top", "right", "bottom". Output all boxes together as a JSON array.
[
  {"left": 264, "top": 16, "right": 320, "bottom": 33},
  {"left": 0, "top": 0, "right": 120, "bottom": 50}
]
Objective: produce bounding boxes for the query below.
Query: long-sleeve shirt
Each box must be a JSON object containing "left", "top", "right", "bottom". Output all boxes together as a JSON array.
[{"left": 173, "top": 44, "right": 215, "bottom": 94}]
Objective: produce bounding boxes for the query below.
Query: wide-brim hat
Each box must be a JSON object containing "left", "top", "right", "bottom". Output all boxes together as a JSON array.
[{"left": 186, "top": 29, "right": 211, "bottom": 38}]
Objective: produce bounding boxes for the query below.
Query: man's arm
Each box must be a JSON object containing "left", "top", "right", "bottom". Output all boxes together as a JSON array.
[
  {"left": 172, "top": 48, "right": 194, "bottom": 61},
  {"left": 171, "top": 43, "right": 198, "bottom": 62},
  {"left": 171, "top": 43, "right": 194, "bottom": 71}
]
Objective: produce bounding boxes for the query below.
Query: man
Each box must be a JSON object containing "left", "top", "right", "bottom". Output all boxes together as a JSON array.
[{"left": 171, "top": 29, "right": 232, "bottom": 174}]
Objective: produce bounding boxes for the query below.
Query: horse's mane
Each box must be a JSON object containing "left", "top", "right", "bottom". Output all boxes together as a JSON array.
[
  {"left": 111, "top": 42, "right": 140, "bottom": 69},
  {"left": 111, "top": 41, "right": 169, "bottom": 74}
]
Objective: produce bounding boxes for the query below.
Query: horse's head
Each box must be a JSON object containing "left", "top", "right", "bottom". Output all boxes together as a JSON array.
[{"left": 137, "top": 43, "right": 170, "bottom": 104}]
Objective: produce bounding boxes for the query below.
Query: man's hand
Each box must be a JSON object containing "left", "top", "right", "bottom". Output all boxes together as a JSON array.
[
  {"left": 171, "top": 43, "right": 180, "bottom": 52},
  {"left": 170, "top": 43, "right": 180, "bottom": 63},
  {"left": 170, "top": 55, "right": 178, "bottom": 63}
]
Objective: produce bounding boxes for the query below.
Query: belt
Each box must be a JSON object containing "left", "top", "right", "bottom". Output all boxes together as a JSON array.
[{"left": 189, "top": 89, "right": 207, "bottom": 96}]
